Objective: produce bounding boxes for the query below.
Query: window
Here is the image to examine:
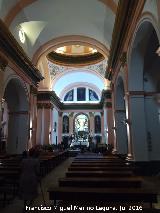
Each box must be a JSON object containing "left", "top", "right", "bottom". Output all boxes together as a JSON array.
[
  {"left": 89, "top": 89, "right": 99, "bottom": 101},
  {"left": 62, "top": 116, "right": 69, "bottom": 133},
  {"left": 64, "top": 90, "right": 74, "bottom": 101},
  {"left": 77, "top": 88, "right": 86, "bottom": 101}
]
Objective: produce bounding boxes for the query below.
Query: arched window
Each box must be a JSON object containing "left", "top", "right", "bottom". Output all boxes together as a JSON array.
[
  {"left": 89, "top": 89, "right": 99, "bottom": 101},
  {"left": 77, "top": 87, "right": 86, "bottom": 101},
  {"left": 94, "top": 115, "right": 101, "bottom": 133},
  {"left": 62, "top": 116, "right": 69, "bottom": 133},
  {"left": 64, "top": 90, "right": 74, "bottom": 101}
]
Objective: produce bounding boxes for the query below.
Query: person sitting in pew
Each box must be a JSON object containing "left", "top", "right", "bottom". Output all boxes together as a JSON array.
[{"left": 19, "top": 148, "right": 40, "bottom": 210}]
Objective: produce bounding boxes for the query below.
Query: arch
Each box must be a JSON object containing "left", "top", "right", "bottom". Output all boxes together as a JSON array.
[
  {"left": 32, "top": 35, "right": 109, "bottom": 65},
  {"left": 128, "top": 17, "right": 160, "bottom": 161},
  {"left": 52, "top": 68, "right": 105, "bottom": 88},
  {"left": 3, "top": 74, "right": 29, "bottom": 102},
  {"left": 2, "top": 77, "right": 29, "bottom": 154}
]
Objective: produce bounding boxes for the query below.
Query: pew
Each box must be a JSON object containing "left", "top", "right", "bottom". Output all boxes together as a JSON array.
[
  {"left": 48, "top": 186, "right": 157, "bottom": 207},
  {"left": 59, "top": 176, "right": 142, "bottom": 188},
  {"left": 66, "top": 170, "right": 133, "bottom": 177}
]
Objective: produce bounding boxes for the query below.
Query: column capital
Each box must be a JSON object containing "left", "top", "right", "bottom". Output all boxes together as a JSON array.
[
  {"left": 69, "top": 112, "right": 74, "bottom": 117},
  {"left": 37, "top": 102, "right": 54, "bottom": 109},
  {"left": 30, "top": 85, "right": 38, "bottom": 95},
  {"left": 0, "top": 55, "right": 8, "bottom": 72},
  {"left": 89, "top": 112, "right": 94, "bottom": 116}
]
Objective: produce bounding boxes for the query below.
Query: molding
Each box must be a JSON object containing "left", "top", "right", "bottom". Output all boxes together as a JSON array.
[
  {"left": 37, "top": 90, "right": 104, "bottom": 110},
  {"left": 106, "top": 0, "right": 145, "bottom": 79},
  {"left": 30, "top": 85, "right": 38, "bottom": 94},
  {"left": 0, "top": 19, "right": 43, "bottom": 86},
  {"left": 32, "top": 35, "right": 109, "bottom": 65},
  {"left": 37, "top": 102, "right": 53, "bottom": 109},
  {"left": 100, "top": 89, "right": 112, "bottom": 105}
]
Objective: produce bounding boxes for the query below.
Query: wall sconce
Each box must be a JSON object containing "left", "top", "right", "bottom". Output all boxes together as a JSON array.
[
  {"left": 112, "top": 126, "right": 117, "bottom": 130},
  {"left": 121, "top": 118, "right": 131, "bottom": 125}
]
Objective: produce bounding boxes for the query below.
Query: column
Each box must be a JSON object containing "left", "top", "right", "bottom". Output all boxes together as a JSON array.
[
  {"left": 58, "top": 111, "right": 63, "bottom": 144},
  {"left": 100, "top": 111, "right": 104, "bottom": 143},
  {"left": 0, "top": 56, "right": 8, "bottom": 128},
  {"left": 126, "top": 92, "right": 148, "bottom": 161},
  {"left": 89, "top": 112, "right": 94, "bottom": 136},
  {"left": 69, "top": 112, "right": 74, "bottom": 134},
  {"left": 0, "top": 56, "right": 8, "bottom": 152},
  {"left": 114, "top": 109, "right": 128, "bottom": 154},
  {"left": 103, "top": 91, "right": 114, "bottom": 148},
  {"left": 36, "top": 102, "right": 53, "bottom": 145},
  {"left": 30, "top": 86, "right": 38, "bottom": 147}
]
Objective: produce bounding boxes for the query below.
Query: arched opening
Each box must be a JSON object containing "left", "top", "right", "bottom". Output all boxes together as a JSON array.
[
  {"left": 115, "top": 76, "right": 128, "bottom": 155},
  {"left": 2, "top": 78, "right": 29, "bottom": 154},
  {"left": 129, "top": 20, "right": 160, "bottom": 160}
]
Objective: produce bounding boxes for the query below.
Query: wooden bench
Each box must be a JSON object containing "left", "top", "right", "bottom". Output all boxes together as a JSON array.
[
  {"left": 48, "top": 186, "right": 157, "bottom": 207},
  {"left": 68, "top": 166, "right": 133, "bottom": 171},
  {"left": 66, "top": 170, "right": 133, "bottom": 178},
  {"left": 59, "top": 176, "right": 142, "bottom": 188}
]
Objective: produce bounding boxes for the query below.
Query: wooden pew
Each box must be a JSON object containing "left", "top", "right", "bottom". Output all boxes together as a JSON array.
[
  {"left": 59, "top": 176, "right": 142, "bottom": 188},
  {"left": 48, "top": 186, "right": 157, "bottom": 207},
  {"left": 68, "top": 166, "right": 132, "bottom": 171},
  {"left": 66, "top": 170, "right": 133, "bottom": 178}
]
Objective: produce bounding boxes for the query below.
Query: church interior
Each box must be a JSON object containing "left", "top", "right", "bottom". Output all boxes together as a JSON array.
[{"left": 0, "top": 0, "right": 160, "bottom": 212}]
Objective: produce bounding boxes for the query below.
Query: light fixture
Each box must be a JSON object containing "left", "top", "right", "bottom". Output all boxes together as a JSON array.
[
  {"left": 19, "top": 28, "right": 25, "bottom": 43},
  {"left": 55, "top": 47, "right": 65, "bottom": 54}
]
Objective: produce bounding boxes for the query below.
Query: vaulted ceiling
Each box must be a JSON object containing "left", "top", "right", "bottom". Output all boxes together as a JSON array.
[{"left": 0, "top": 0, "right": 118, "bottom": 61}]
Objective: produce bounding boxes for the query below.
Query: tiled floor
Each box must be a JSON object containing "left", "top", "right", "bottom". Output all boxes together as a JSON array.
[{"left": 1, "top": 157, "right": 160, "bottom": 212}]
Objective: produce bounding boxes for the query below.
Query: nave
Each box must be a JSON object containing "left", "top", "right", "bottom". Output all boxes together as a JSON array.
[{"left": 1, "top": 152, "right": 160, "bottom": 212}]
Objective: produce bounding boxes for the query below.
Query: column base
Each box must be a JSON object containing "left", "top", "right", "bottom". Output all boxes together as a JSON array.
[
  {"left": 112, "top": 149, "right": 118, "bottom": 155},
  {"left": 126, "top": 153, "right": 134, "bottom": 161}
]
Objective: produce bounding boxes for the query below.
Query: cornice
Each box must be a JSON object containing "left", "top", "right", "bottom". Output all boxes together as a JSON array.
[
  {"left": 0, "top": 19, "right": 43, "bottom": 85},
  {"left": 37, "top": 91, "right": 63, "bottom": 109},
  {"left": 37, "top": 90, "right": 104, "bottom": 110},
  {"left": 106, "top": 0, "right": 145, "bottom": 80}
]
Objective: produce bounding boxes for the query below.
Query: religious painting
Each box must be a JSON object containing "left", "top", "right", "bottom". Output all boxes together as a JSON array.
[
  {"left": 64, "top": 89, "right": 74, "bottom": 101},
  {"left": 94, "top": 115, "right": 101, "bottom": 133},
  {"left": 62, "top": 115, "right": 69, "bottom": 133},
  {"left": 89, "top": 89, "right": 99, "bottom": 101},
  {"left": 77, "top": 88, "right": 86, "bottom": 101}
]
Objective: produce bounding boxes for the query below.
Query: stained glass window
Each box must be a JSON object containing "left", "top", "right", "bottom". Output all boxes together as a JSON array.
[
  {"left": 62, "top": 116, "right": 69, "bottom": 133},
  {"left": 77, "top": 88, "right": 86, "bottom": 101},
  {"left": 94, "top": 115, "right": 101, "bottom": 133},
  {"left": 64, "top": 90, "right": 74, "bottom": 101},
  {"left": 89, "top": 89, "right": 99, "bottom": 101}
]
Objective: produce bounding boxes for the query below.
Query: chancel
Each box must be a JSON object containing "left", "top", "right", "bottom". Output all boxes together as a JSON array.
[{"left": 0, "top": 0, "right": 160, "bottom": 212}]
